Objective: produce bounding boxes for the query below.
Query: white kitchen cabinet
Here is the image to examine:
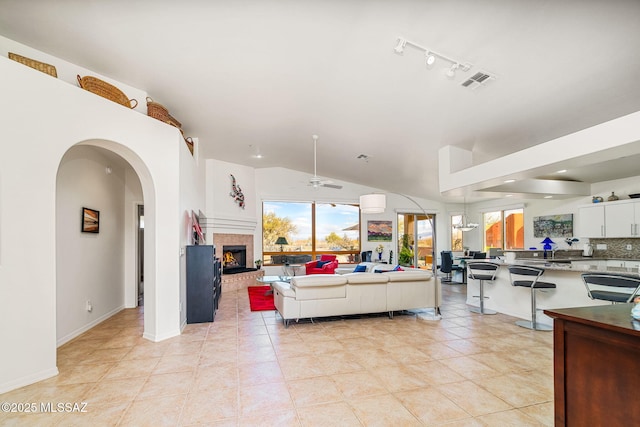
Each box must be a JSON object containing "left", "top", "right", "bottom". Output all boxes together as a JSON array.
[
  {"left": 579, "top": 204, "right": 605, "bottom": 237},
  {"left": 579, "top": 200, "right": 640, "bottom": 237},
  {"left": 604, "top": 200, "right": 640, "bottom": 237}
]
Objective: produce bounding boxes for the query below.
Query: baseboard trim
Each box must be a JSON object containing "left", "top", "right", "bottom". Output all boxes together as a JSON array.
[
  {"left": 56, "top": 305, "right": 125, "bottom": 347},
  {"left": 0, "top": 367, "right": 59, "bottom": 394}
]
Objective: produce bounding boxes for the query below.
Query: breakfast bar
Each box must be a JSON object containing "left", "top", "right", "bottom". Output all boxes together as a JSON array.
[{"left": 465, "top": 258, "right": 640, "bottom": 326}]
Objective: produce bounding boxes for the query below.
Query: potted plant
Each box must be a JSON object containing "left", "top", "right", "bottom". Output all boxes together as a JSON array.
[
  {"left": 255, "top": 259, "right": 262, "bottom": 269},
  {"left": 399, "top": 234, "right": 414, "bottom": 266}
]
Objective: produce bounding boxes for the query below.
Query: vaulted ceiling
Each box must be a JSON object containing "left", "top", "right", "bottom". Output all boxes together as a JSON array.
[{"left": 2, "top": 0, "right": 640, "bottom": 201}]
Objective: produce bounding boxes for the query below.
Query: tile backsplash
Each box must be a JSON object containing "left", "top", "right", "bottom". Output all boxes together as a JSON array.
[{"left": 589, "top": 238, "right": 640, "bottom": 259}]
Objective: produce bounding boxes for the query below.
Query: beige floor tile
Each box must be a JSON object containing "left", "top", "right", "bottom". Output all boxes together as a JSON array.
[
  {"left": 475, "top": 408, "right": 545, "bottom": 426},
  {"left": 297, "top": 401, "right": 362, "bottom": 427},
  {"left": 56, "top": 401, "right": 129, "bottom": 426},
  {"left": 519, "top": 401, "right": 555, "bottom": 427},
  {"left": 287, "top": 376, "right": 342, "bottom": 407},
  {"left": 409, "top": 360, "right": 467, "bottom": 385},
  {"left": 438, "top": 355, "right": 501, "bottom": 380},
  {"left": 137, "top": 371, "right": 196, "bottom": 399},
  {"left": 371, "top": 365, "right": 428, "bottom": 392},
  {"left": 103, "top": 357, "right": 160, "bottom": 380},
  {"left": 41, "top": 363, "right": 113, "bottom": 386},
  {"left": 181, "top": 388, "right": 238, "bottom": 424},
  {"left": 239, "top": 409, "right": 300, "bottom": 426},
  {"left": 153, "top": 354, "right": 200, "bottom": 375},
  {"left": 78, "top": 346, "right": 132, "bottom": 364},
  {"left": 120, "top": 394, "right": 186, "bottom": 426},
  {"left": 331, "top": 371, "right": 387, "bottom": 398},
  {"left": 83, "top": 377, "right": 146, "bottom": 404},
  {"left": 238, "top": 382, "right": 294, "bottom": 417},
  {"left": 349, "top": 394, "right": 421, "bottom": 426},
  {"left": 438, "top": 380, "right": 512, "bottom": 417},
  {"left": 194, "top": 364, "right": 239, "bottom": 391},
  {"left": 395, "top": 387, "right": 471, "bottom": 424},
  {"left": 478, "top": 373, "right": 552, "bottom": 407},
  {"left": 238, "top": 360, "right": 284, "bottom": 386},
  {"left": 278, "top": 355, "right": 325, "bottom": 380}
]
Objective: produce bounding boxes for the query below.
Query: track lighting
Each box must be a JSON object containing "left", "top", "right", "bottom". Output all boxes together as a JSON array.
[
  {"left": 394, "top": 36, "right": 472, "bottom": 78},
  {"left": 445, "top": 63, "right": 460, "bottom": 78},
  {"left": 425, "top": 52, "right": 436, "bottom": 66},
  {"left": 393, "top": 38, "right": 406, "bottom": 54}
]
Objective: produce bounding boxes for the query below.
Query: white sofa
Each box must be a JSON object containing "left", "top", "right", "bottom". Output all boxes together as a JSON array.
[{"left": 272, "top": 270, "right": 439, "bottom": 326}]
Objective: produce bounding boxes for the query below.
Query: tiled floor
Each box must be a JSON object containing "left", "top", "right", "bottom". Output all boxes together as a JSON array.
[{"left": 1, "top": 282, "right": 554, "bottom": 426}]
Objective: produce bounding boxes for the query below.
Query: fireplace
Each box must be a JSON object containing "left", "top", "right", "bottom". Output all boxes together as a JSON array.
[{"left": 222, "top": 245, "right": 256, "bottom": 274}]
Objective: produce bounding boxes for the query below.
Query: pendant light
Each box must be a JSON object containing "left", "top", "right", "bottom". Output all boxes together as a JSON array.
[{"left": 454, "top": 198, "right": 479, "bottom": 232}]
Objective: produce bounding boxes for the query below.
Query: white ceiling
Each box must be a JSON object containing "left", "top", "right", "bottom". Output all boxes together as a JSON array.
[{"left": 2, "top": 0, "right": 640, "bottom": 201}]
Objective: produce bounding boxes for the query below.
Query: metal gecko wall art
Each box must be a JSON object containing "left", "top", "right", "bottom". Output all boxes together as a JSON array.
[{"left": 229, "top": 174, "right": 245, "bottom": 209}]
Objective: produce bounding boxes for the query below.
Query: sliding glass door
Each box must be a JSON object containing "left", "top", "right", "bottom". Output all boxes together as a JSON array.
[{"left": 397, "top": 213, "right": 435, "bottom": 270}]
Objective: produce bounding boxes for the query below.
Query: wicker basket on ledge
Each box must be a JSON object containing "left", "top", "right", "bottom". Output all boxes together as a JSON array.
[
  {"left": 77, "top": 75, "right": 138, "bottom": 109},
  {"left": 9, "top": 52, "right": 58, "bottom": 77}
]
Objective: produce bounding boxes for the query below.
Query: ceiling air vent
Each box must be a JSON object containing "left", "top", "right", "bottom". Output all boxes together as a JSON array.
[{"left": 461, "top": 71, "right": 494, "bottom": 89}]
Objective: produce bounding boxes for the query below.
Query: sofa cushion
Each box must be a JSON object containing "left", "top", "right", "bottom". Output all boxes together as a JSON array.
[
  {"left": 382, "top": 270, "right": 433, "bottom": 282},
  {"left": 291, "top": 274, "right": 348, "bottom": 301},
  {"left": 343, "top": 272, "right": 389, "bottom": 284}
]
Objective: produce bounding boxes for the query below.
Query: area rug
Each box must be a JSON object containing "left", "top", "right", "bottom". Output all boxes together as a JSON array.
[{"left": 247, "top": 286, "right": 276, "bottom": 311}]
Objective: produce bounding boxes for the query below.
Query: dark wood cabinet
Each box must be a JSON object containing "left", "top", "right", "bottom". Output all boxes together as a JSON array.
[
  {"left": 186, "top": 245, "right": 221, "bottom": 324},
  {"left": 545, "top": 304, "right": 640, "bottom": 426}
]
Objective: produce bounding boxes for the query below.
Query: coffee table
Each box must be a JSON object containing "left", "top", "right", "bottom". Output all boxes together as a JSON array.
[{"left": 256, "top": 276, "right": 292, "bottom": 295}]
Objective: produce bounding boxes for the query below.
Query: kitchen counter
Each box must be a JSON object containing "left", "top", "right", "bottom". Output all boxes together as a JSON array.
[{"left": 464, "top": 258, "right": 640, "bottom": 326}]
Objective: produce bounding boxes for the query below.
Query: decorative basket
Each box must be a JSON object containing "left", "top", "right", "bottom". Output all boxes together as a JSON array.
[
  {"left": 77, "top": 75, "right": 138, "bottom": 109},
  {"left": 146, "top": 97, "right": 170, "bottom": 122},
  {"left": 8, "top": 52, "right": 57, "bottom": 77},
  {"left": 185, "top": 137, "right": 194, "bottom": 155},
  {"left": 167, "top": 114, "right": 182, "bottom": 129}
]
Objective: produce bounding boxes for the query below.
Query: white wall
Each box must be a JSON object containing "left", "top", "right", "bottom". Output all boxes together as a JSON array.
[
  {"left": 179, "top": 142, "right": 206, "bottom": 329},
  {"left": 0, "top": 51, "right": 191, "bottom": 392},
  {"left": 56, "top": 146, "right": 133, "bottom": 345},
  {"left": 205, "top": 159, "right": 258, "bottom": 239}
]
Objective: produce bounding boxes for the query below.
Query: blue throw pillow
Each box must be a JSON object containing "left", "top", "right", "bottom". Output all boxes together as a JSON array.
[
  {"left": 353, "top": 265, "right": 367, "bottom": 273},
  {"left": 393, "top": 265, "right": 404, "bottom": 271},
  {"left": 316, "top": 260, "right": 330, "bottom": 268}
]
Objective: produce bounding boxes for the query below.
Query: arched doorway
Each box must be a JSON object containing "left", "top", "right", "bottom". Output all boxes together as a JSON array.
[{"left": 55, "top": 141, "right": 154, "bottom": 346}]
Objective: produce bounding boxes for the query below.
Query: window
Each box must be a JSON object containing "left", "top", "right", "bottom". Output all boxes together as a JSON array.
[
  {"left": 483, "top": 208, "right": 524, "bottom": 250},
  {"left": 451, "top": 214, "right": 464, "bottom": 251},
  {"left": 262, "top": 201, "right": 360, "bottom": 265}
]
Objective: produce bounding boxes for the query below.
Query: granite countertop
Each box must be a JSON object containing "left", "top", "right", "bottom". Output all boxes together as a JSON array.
[{"left": 491, "top": 258, "right": 640, "bottom": 275}]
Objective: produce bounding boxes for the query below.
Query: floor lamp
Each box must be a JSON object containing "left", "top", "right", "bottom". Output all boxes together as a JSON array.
[{"left": 360, "top": 192, "right": 441, "bottom": 320}]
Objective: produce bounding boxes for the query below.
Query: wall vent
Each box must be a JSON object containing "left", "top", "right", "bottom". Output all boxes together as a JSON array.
[{"left": 461, "top": 71, "right": 495, "bottom": 89}]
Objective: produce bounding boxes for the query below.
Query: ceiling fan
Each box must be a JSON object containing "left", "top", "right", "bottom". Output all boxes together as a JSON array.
[{"left": 309, "top": 135, "right": 343, "bottom": 189}]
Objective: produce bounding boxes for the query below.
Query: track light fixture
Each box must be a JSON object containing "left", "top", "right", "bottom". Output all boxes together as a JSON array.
[
  {"left": 445, "top": 63, "right": 460, "bottom": 78},
  {"left": 425, "top": 52, "right": 436, "bottom": 66},
  {"left": 393, "top": 38, "right": 407, "bottom": 54},
  {"left": 394, "top": 36, "right": 472, "bottom": 77}
]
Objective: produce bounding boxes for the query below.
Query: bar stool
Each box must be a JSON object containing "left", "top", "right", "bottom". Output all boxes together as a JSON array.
[
  {"left": 467, "top": 261, "right": 499, "bottom": 314},
  {"left": 582, "top": 273, "right": 640, "bottom": 303},
  {"left": 508, "top": 265, "right": 556, "bottom": 331}
]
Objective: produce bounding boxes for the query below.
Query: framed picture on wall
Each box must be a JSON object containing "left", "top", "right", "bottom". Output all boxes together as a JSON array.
[
  {"left": 367, "top": 220, "right": 392, "bottom": 241},
  {"left": 82, "top": 207, "right": 100, "bottom": 233},
  {"left": 533, "top": 214, "right": 573, "bottom": 238}
]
